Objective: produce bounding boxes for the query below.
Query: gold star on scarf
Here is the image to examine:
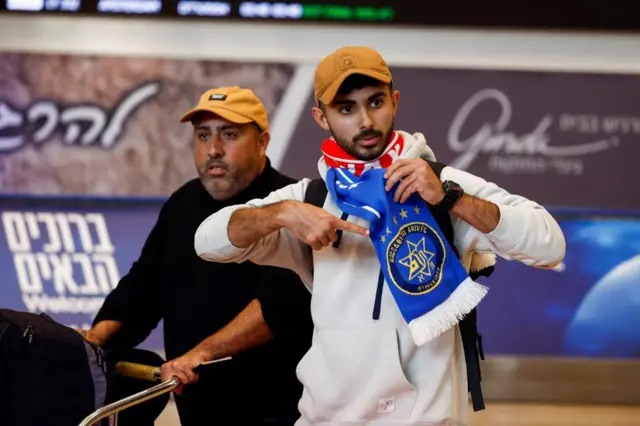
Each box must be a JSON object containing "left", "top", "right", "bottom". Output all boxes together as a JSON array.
[
  {"left": 414, "top": 206, "right": 420, "bottom": 215},
  {"left": 400, "top": 209, "right": 408, "bottom": 219}
]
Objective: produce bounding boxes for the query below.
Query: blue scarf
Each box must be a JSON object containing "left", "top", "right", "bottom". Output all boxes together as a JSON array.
[{"left": 325, "top": 166, "right": 488, "bottom": 345}]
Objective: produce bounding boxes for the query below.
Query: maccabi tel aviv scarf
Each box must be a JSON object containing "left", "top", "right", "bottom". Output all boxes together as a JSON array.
[{"left": 322, "top": 131, "right": 488, "bottom": 344}]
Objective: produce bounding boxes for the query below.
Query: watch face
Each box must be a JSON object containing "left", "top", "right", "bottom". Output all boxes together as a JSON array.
[
  {"left": 445, "top": 181, "right": 462, "bottom": 194},
  {"left": 443, "top": 181, "right": 464, "bottom": 206}
]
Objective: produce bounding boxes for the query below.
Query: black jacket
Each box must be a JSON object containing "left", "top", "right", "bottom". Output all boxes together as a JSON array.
[{"left": 93, "top": 160, "right": 313, "bottom": 425}]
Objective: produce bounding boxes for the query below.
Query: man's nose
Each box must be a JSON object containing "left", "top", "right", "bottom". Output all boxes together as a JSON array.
[
  {"left": 358, "top": 110, "right": 373, "bottom": 130},
  {"left": 207, "top": 138, "right": 224, "bottom": 158}
]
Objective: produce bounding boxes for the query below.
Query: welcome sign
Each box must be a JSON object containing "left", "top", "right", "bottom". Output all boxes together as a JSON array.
[{"left": 0, "top": 200, "right": 164, "bottom": 350}]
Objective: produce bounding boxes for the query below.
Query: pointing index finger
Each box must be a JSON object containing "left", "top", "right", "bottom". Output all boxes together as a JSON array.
[{"left": 332, "top": 217, "right": 370, "bottom": 236}]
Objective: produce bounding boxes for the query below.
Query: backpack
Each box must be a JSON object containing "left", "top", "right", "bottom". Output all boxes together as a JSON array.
[
  {"left": 303, "top": 160, "right": 492, "bottom": 412},
  {"left": 0, "top": 308, "right": 109, "bottom": 426}
]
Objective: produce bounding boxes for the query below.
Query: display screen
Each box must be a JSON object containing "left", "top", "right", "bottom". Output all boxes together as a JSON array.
[{"left": 0, "top": 1, "right": 638, "bottom": 31}]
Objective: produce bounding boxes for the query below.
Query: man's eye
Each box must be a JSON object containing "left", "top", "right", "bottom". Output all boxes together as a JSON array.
[{"left": 223, "top": 131, "right": 237, "bottom": 139}]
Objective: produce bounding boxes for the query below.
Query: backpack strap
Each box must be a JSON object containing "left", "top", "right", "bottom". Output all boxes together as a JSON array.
[
  {"left": 304, "top": 178, "right": 328, "bottom": 207},
  {"left": 304, "top": 178, "right": 348, "bottom": 248},
  {"left": 426, "top": 159, "right": 446, "bottom": 179},
  {"left": 459, "top": 309, "right": 485, "bottom": 411},
  {"left": 426, "top": 159, "right": 486, "bottom": 411}
]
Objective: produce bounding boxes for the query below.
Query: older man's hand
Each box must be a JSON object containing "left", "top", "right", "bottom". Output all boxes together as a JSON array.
[{"left": 160, "top": 349, "right": 209, "bottom": 395}]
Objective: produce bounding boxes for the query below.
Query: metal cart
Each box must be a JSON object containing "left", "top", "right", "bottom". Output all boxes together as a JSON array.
[
  {"left": 79, "top": 356, "right": 232, "bottom": 425},
  {"left": 78, "top": 361, "right": 180, "bottom": 426}
]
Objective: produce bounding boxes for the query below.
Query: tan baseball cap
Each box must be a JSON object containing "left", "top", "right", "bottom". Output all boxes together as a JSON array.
[
  {"left": 314, "top": 46, "right": 392, "bottom": 105},
  {"left": 179, "top": 86, "right": 269, "bottom": 131}
]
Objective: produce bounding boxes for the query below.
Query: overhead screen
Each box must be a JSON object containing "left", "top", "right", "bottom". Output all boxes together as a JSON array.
[{"left": 0, "top": 1, "right": 638, "bottom": 31}]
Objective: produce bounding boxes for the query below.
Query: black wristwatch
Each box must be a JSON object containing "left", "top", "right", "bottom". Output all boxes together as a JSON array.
[{"left": 437, "top": 180, "right": 464, "bottom": 211}]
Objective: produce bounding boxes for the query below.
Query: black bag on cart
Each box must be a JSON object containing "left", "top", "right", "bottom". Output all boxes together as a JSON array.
[
  {"left": 0, "top": 308, "right": 108, "bottom": 426},
  {"left": 0, "top": 308, "right": 171, "bottom": 426}
]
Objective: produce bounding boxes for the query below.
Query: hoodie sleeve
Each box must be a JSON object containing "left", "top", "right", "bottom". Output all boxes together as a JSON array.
[
  {"left": 194, "top": 179, "right": 314, "bottom": 288},
  {"left": 440, "top": 166, "right": 566, "bottom": 269}
]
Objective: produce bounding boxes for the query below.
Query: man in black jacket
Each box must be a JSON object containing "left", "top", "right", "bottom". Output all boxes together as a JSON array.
[{"left": 85, "top": 86, "right": 313, "bottom": 426}]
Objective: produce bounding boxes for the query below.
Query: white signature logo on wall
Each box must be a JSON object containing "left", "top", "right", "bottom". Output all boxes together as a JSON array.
[{"left": 447, "top": 89, "right": 638, "bottom": 175}]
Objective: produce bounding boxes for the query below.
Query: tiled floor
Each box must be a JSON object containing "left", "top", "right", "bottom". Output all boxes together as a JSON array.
[
  {"left": 154, "top": 400, "right": 640, "bottom": 425},
  {"left": 470, "top": 403, "right": 640, "bottom": 425}
]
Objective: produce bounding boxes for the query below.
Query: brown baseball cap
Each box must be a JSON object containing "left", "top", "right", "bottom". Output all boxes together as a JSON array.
[
  {"left": 179, "top": 86, "right": 269, "bottom": 131},
  {"left": 314, "top": 46, "right": 392, "bottom": 105}
]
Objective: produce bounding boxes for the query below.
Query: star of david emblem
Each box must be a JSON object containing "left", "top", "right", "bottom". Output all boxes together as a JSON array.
[{"left": 398, "top": 237, "right": 436, "bottom": 282}]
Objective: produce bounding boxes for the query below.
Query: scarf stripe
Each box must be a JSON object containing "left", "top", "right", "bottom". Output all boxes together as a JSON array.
[{"left": 321, "top": 131, "right": 404, "bottom": 175}]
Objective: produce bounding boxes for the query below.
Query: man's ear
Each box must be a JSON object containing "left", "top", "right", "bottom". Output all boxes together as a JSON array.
[
  {"left": 258, "top": 130, "right": 270, "bottom": 153},
  {"left": 391, "top": 89, "right": 400, "bottom": 116},
  {"left": 312, "top": 105, "right": 330, "bottom": 131}
]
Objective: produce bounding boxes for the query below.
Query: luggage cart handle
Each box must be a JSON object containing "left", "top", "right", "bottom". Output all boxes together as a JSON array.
[
  {"left": 78, "top": 357, "right": 233, "bottom": 426},
  {"left": 111, "top": 356, "right": 232, "bottom": 381},
  {"left": 78, "top": 376, "right": 180, "bottom": 426},
  {"left": 78, "top": 361, "right": 174, "bottom": 426},
  {"left": 114, "top": 361, "right": 162, "bottom": 382}
]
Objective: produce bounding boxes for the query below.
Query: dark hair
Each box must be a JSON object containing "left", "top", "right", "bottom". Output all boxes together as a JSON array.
[
  {"left": 320, "top": 74, "right": 392, "bottom": 109},
  {"left": 337, "top": 74, "right": 392, "bottom": 96}
]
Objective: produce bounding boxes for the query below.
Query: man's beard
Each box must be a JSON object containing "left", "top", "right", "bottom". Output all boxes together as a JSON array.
[
  {"left": 198, "top": 155, "right": 261, "bottom": 200},
  {"left": 331, "top": 121, "right": 394, "bottom": 161},
  {"left": 198, "top": 158, "right": 236, "bottom": 199}
]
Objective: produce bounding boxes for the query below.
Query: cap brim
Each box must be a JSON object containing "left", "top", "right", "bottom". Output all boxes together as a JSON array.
[
  {"left": 179, "top": 107, "right": 254, "bottom": 125},
  {"left": 319, "top": 69, "right": 392, "bottom": 105}
]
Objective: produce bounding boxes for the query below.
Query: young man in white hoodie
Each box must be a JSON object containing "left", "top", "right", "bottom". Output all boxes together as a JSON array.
[{"left": 193, "top": 46, "right": 566, "bottom": 426}]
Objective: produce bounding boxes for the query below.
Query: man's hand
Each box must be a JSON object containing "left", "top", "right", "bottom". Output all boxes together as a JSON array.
[
  {"left": 277, "top": 200, "right": 369, "bottom": 250},
  {"left": 385, "top": 159, "right": 501, "bottom": 234},
  {"left": 78, "top": 329, "right": 103, "bottom": 346},
  {"left": 160, "top": 349, "right": 209, "bottom": 395},
  {"left": 384, "top": 159, "right": 445, "bottom": 205},
  {"left": 75, "top": 321, "right": 122, "bottom": 347}
]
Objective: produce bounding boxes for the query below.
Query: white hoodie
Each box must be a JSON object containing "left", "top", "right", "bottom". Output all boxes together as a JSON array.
[{"left": 194, "top": 131, "right": 566, "bottom": 426}]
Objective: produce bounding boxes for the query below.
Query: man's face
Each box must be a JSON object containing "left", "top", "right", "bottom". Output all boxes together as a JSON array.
[
  {"left": 192, "top": 113, "right": 269, "bottom": 200},
  {"left": 313, "top": 82, "right": 399, "bottom": 161}
]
